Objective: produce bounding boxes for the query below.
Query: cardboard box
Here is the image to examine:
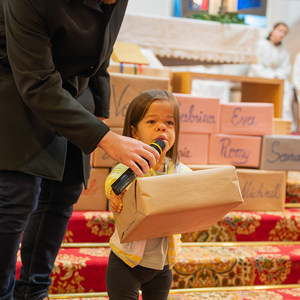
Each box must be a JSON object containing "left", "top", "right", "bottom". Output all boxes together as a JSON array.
[
  {"left": 178, "top": 133, "right": 209, "bottom": 164},
  {"left": 233, "top": 169, "right": 286, "bottom": 211},
  {"left": 273, "top": 118, "right": 292, "bottom": 135},
  {"left": 108, "top": 63, "right": 171, "bottom": 79},
  {"left": 74, "top": 168, "right": 109, "bottom": 211},
  {"left": 260, "top": 135, "right": 300, "bottom": 171},
  {"left": 220, "top": 103, "right": 273, "bottom": 136},
  {"left": 113, "top": 166, "right": 243, "bottom": 243},
  {"left": 106, "top": 73, "right": 171, "bottom": 127},
  {"left": 92, "top": 127, "right": 123, "bottom": 168},
  {"left": 209, "top": 134, "right": 262, "bottom": 168},
  {"left": 184, "top": 166, "right": 286, "bottom": 211},
  {"left": 186, "top": 165, "right": 233, "bottom": 171},
  {"left": 174, "top": 93, "right": 220, "bottom": 134}
]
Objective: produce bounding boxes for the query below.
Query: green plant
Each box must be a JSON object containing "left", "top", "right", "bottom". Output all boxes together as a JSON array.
[{"left": 187, "top": 12, "right": 246, "bottom": 24}]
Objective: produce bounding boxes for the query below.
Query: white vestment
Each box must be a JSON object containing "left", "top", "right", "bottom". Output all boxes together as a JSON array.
[{"left": 248, "top": 38, "right": 295, "bottom": 130}]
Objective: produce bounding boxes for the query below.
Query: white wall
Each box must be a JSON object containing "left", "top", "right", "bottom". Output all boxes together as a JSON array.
[
  {"left": 266, "top": 0, "right": 300, "bottom": 29},
  {"left": 265, "top": 0, "right": 300, "bottom": 77},
  {"left": 126, "top": 0, "right": 174, "bottom": 17}
]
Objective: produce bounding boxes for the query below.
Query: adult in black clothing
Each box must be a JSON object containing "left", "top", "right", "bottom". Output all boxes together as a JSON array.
[{"left": 0, "top": 1, "right": 159, "bottom": 299}]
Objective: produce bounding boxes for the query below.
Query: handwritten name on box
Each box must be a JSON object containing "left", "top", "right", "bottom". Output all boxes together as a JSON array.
[
  {"left": 74, "top": 168, "right": 109, "bottom": 211},
  {"left": 92, "top": 127, "right": 123, "bottom": 168},
  {"left": 173, "top": 93, "right": 220, "bottom": 134},
  {"left": 260, "top": 135, "right": 300, "bottom": 171},
  {"left": 178, "top": 133, "right": 209, "bottom": 164},
  {"left": 106, "top": 73, "right": 170, "bottom": 127},
  {"left": 234, "top": 169, "right": 286, "bottom": 211},
  {"left": 209, "top": 134, "right": 262, "bottom": 167},
  {"left": 220, "top": 103, "right": 273, "bottom": 136}
]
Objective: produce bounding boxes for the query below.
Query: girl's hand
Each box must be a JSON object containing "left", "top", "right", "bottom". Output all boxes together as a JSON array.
[{"left": 110, "top": 189, "right": 126, "bottom": 213}]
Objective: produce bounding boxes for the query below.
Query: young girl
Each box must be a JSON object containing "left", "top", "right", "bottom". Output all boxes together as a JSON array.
[{"left": 105, "top": 89, "right": 192, "bottom": 300}]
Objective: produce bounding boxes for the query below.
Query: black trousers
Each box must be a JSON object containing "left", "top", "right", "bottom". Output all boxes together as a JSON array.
[
  {"left": 0, "top": 141, "right": 84, "bottom": 300},
  {"left": 14, "top": 142, "right": 84, "bottom": 300},
  {"left": 106, "top": 251, "right": 173, "bottom": 300}
]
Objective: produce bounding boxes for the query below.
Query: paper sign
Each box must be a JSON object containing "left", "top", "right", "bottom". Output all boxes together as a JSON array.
[
  {"left": 209, "top": 134, "right": 261, "bottom": 167},
  {"left": 107, "top": 73, "right": 170, "bottom": 127},
  {"left": 178, "top": 133, "right": 209, "bottom": 164},
  {"left": 220, "top": 103, "right": 273, "bottom": 136},
  {"left": 260, "top": 135, "right": 300, "bottom": 170},
  {"left": 234, "top": 169, "right": 286, "bottom": 211},
  {"left": 174, "top": 93, "right": 220, "bottom": 134}
]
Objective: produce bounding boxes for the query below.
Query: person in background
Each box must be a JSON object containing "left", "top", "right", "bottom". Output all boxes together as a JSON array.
[
  {"left": 0, "top": 1, "right": 160, "bottom": 300},
  {"left": 248, "top": 22, "right": 295, "bottom": 130},
  {"left": 105, "top": 89, "right": 192, "bottom": 300}
]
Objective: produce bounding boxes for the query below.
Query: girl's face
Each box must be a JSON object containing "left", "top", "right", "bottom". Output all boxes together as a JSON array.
[
  {"left": 270, "top": 24, "right": 288, "bottom": 44},
  {"left": 131, "top": 100, "right": 176, "bottom": 158}
]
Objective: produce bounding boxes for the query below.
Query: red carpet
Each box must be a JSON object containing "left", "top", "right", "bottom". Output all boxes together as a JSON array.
[
  {"left": 63, "top": 211, "right": 114, "bottom": 243},
  {"left": 173, "top": 244, "right": 300, "bottom": 289},
  {"left": 16, "top": 248, "right": 109, "bottom": 293},
  {"left": 287, "top": 172, "right": 300, "bottom": 203},
  {"left": 53, "top": 288, "right": 300, "bottom": 300},
  {"left": 168, "top": 288, "right": 300, "bottom": 299},
  {"left": 16, "top": 244, "right": 300, "bottom": 293},
  {"left": 65, "top": 209, "right": 300, "bottom": 243}
]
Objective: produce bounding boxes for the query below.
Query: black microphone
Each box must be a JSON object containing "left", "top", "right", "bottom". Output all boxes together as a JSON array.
[{"left": 111, "top": 139, "right": 166, "bottom": 196}]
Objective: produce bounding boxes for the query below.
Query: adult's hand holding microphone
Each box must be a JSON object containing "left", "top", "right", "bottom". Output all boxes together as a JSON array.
[
  {"left": 111, "top": 139, "right": 166, "bottom": 196},
  {"left": 98, "top": 132, "right": 160, "bottom": 177}
]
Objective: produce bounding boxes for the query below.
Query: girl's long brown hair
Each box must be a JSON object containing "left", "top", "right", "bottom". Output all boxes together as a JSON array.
[{"left": 123, "top": 89, "right": 180, "bottom": 164}]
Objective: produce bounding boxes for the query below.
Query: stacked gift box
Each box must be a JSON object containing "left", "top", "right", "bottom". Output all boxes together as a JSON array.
[
  {"left": 74, "top": 71, "right": 300, "bottom": 213},
  {"left": 175, "top": 92, "right": 300, "bottom": 212}
]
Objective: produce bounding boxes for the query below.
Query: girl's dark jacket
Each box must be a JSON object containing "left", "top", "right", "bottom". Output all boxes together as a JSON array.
[{"left": 0, "top": 0, "right": 128, "bottom": 183}]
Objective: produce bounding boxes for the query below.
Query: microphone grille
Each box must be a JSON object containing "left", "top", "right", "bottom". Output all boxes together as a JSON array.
[{"left": 150, "top": 139, "right": 166, "bottom": 155}]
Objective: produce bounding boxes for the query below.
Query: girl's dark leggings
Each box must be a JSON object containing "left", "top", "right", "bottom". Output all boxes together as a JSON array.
[{"left": 106, "top": 251, "right": 173, "bottom": 300}]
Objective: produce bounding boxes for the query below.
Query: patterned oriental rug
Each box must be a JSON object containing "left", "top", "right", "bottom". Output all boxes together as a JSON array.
[
  {"left": 16, "top": 247, "right": 109, "bottom": 293},
  {"left": 16, "top": 244, "right": 300, "bottom": 293},
  {"left": 286, "top": 172, "right": 300, "bottom": 204},
  {"left": 181, "top": 209, "right": 300, "bottom": 243},
  {"left": 64, "top": 209, "right": 300, "bottom": 244},
  {"left": 168, "top": 288, "right": 300, "bottom": 299},
  {"left": 172, "top": 244, "right": 300, "bottom": 289},
  {"left": 49, "top": 288, "right": 300, "bottom": 299}
]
